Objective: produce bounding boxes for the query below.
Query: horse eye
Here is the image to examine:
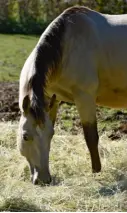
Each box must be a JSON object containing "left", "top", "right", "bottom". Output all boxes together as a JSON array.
[{"left": 22, "top": 133, "right": 29, "bottom": 141}]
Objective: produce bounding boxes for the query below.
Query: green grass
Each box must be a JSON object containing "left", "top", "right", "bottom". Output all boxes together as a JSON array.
[
  {"left": 57, "top": 103, "right": 127, "bottom": 137},
  {"left": 0, "top": 121, "right": 127, "bottom": 211},
  {"left": 0, "top": 34, "right": 38, "bottom": 81}
]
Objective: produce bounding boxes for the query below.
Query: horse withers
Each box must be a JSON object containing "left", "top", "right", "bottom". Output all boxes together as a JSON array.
[{"left": 18, "top": 6, "right": 127, "bottom": 184}]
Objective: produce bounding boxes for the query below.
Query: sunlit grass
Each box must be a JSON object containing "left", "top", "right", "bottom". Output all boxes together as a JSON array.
[
  {"left": 0, "top": 34, "right": 38, "bottom": 81},
  {"left": 0, "top": 122, "right": 127, "bottom": 211}
]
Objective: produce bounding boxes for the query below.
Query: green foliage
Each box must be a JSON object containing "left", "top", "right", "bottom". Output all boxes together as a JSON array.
[
  {"left": 96, "top": 0, "right": 127, "bottom": 14},
  {"left": 0, "top": 0, "right": 127, "bottom": 35},
  {"left": 0, "top": 0, "right": 49, "bottom": 34},
  {"left": 0, "top": 18, "right": 48, "bottom": 35}
]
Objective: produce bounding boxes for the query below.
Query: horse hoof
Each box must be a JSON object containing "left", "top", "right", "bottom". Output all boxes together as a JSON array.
[
  {"left": 32, "top": 178, "right": 39, "bottom": 185},
  {"left": 40, "top": 175, "right": 52, "bottom": 185},
  {"left": 92, "top": 165, "right": 101, "bottom": 173},
  {"left": 32, "top": 174, "right": 52, "bottom": 185},
  {"left": 92, "top": 168, "right": 101, "bottom": 173}
]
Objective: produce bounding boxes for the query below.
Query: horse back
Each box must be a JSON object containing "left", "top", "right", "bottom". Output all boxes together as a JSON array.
[{"left": 59, "top": 9, "right": 127, "bottom": 97}]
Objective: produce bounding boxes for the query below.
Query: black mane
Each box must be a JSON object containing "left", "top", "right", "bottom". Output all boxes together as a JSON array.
[{"left": 28, "top": 6, "right": 87, "bottom": 122}]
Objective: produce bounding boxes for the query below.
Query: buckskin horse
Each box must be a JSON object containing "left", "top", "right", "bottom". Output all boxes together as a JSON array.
[{"left": 18, "top": 6, "right": 127, "bottom": 184}]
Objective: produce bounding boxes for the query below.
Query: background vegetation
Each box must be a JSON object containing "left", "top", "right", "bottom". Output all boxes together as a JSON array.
[{"left": 0, "top": 0, "right": 127, "bottom": 34}]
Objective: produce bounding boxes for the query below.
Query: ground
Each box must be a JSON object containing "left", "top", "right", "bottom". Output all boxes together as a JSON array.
[
  {"left": 0, "top": 82, "right": 19, "bottom": 121},
  {"left": 0, "top": 34, "right": 127, "bottom": 211}
]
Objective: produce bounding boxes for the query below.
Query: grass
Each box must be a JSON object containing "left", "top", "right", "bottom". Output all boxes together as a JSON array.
[
  {"left": 0, "top": 121, "right": 127, "bottom": 211},
  {"left": 0, "top": 34, "right": 38, "bottom": 81},
  {"left": 57, "top": 103, "right": 127, "bottom": 137}
]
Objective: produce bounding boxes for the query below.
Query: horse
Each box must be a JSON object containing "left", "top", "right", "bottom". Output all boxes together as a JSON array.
[{"left": 17, "top": 6, "right": 127, "bottom": 184}]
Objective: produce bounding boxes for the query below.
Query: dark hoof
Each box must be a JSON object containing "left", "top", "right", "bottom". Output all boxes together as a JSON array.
[
  {"left": 92, "top": 164, "right": 101, "bottom": 173},
  {"left": 42, "top": 176, "right": 52, "bottom": 185},
  {"left": 31, "top": 174, "right": 52, "bottom": 185},
  {"left": 33, "top": 178, "right": 39, "bottom": 185},
  {"left": 92, "top": 163, "right": 101, "bottom": 173},
  {"left": 31, "top": 175, "right": 39, "bottom": 185},
  {"left": 92, "top": 168, "right": 101, "bottom": 173}
]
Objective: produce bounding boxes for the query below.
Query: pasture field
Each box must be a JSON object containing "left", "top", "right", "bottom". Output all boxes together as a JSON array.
[
  {"left": 0, "top": 34, "right": 38, "bottom": 81},
  {"left": 0, "top": 34, "right": 127, "bottom": 211}
]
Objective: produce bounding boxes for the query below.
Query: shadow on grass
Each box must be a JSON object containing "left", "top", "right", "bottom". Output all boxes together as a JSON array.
[
  {"left": 99, "top": 179, "right": 127, "bottom": 196},
  {"left": 36, "top": 176, "right": 62, "bottom": 187},
  {"left": 0, "top": 197, "right": 46, "bottom": 212},
  {"left": 51, "top": 175, "right": 63, "bottom": 186}
]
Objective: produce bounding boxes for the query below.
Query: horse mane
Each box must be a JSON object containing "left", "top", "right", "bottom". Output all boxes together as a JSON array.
[{"left": 27, "top": 6, "right": 89, "bottom": 122}]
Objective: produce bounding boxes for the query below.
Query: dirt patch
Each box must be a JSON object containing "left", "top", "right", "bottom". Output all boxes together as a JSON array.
[
  {"left": 0, "top": 82, "right": 19, "bottom": 121},
  {"left": 108, "top": 121, "right": 127, "bottom": 140}
]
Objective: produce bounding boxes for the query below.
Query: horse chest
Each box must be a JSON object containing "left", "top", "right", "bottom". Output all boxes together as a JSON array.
[{"left": 47, "top": 85, "right": 74, "bottom": 103}]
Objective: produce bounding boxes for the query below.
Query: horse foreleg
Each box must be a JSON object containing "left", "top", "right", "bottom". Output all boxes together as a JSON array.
[
  {"left": 73, "top": 90, "right": 101, "bottom": 173},
  {"left": 82, "top": 121, "right": 101, "bottom": 173}
]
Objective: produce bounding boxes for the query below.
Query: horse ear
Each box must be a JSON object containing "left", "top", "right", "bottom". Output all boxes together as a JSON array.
[{"left": 22, "top": 95, "right": 30, "bottom": 113}]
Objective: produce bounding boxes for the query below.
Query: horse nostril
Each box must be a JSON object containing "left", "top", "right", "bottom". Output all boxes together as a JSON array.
[{"left": 23, "top": 133, "right": 29, "bottom": 141}]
